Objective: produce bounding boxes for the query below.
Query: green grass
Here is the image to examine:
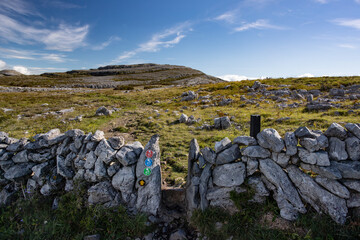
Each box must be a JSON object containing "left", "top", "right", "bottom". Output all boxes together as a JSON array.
[{"left": 0, "top": 187, "right": 150, "bottom": 240}]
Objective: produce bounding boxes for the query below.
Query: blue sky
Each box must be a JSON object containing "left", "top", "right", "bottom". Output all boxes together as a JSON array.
[{"left": 0, "top": 0, "right": 360, "bottom": 80}]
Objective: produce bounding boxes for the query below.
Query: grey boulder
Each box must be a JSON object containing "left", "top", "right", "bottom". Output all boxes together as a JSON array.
[
  {"left": 213, "top": 162, "right": 245, "bottom": 187},
  {"left": 215, "top": 144, "right": 240, "bottom": 165},
  {"left": 324, "top": 123, "right": 347, "bottom": 140},
  {"left": 242, "top": 146, "right": 270, "bottom": 159},
  {"left": 257, "top": 128, "right": 284, "bottom": 152}
]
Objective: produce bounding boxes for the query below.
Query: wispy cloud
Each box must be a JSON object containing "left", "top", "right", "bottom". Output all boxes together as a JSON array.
[
  {"left": 0, "top": 0, "right": 38, "bottom": 16},
  {"left": 92, "top": 36, "right": 121, "bottom": 51},
  {"left": 234, "top": 19, "right": 284, "bottom": 32},
  {"left": 314, "top": 0, "right": 328, "bottom": 4},
  {"left": 338, "top": 43, "right": 357, "bottom": 49},
  {"left": 333, "top": 18, "right": 360, "bottom": 30},
  {"left": 0, "top": 48, "right": 67, "bottom": 62},
  {"left": 113, "top": 22, "right": 192, "bottom": 63},
  {"left": 0, "top": 14, "right": 89, "bottom": 51},
  {"left": 42, "top": 1, "right": 84, "bottom": 9},
  {"left": 218, "top": 74, "right": 251, "bottom": 81},
  {"left": 214, "top": 11, "right": 237, "bottom": 24}
]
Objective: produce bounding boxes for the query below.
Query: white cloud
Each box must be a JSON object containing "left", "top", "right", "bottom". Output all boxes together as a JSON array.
[
  {"left": 338, "top": 44, "right": 357, "bottom": 49},
  {"left": 314, "top": 0, "right": 328, "bottom": 3},
  {"left": 215, "top": 11, "right": 237, "bottom": 24},
  {"left": 13, "top": 65, "right": 30, "bottom": 75},
  {"left": 234, "top": 19, "right": 284, "bottom": 32},
  {"left": 0, "top": 48, "right": 67, "bottom": 62},
  {"left": 113, "top": 22, "right": 192, "bottom": 63},
  {"left": 0, "top": 0, "right": 38, "bottom": 16},
  {"left": 333, "top": 18, "right": 360, "bottom": 30},
  {"left": 218, "top": 74, "right": 250, "bottom": 81},
  {"left": 42, "top": 1, "right": 83, "bottom": 9},
  {"left": 92, "top": 36, "right": 121, "bottom": 51},
  {"left": 0, "top": 12, "right": 89, "bottom": 52},
  {"left": 298, "top": 73, "right": 314, "bottom": 78},
  {"left": 0, "top": 59, "right": 6, "bottom": 69}
]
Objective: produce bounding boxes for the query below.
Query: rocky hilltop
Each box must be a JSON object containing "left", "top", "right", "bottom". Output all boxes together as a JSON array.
[
  {"left": 0, "top": 70, "right": 23, "bottom": 77},
  {"left": 40, "top": 63, "right": 224, "bottom": 89}
]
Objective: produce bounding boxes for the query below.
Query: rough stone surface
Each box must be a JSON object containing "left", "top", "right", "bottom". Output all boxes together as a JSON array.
[
  {"left": 233, "top": 136, "right": 257, "bottom": 146},
  {"left": 315, "top": 176, "right": 350, "bottom": 199},
  {"left": 248, "top": 176, "right": 269, "bottom": 203},
  {"left": 284, "top": 132, "right": 297, "bottom": 156},
  {"left": 94, "top": 157, "right": 107, "bottom": 179},
  {"left": 4, "top": 163, "right": 35, "bottom": 180},
  {"left": 257, "top": 128, "right": 284, "bottom": 153},
  {"left": 199, "top": 164, "right": 212, "bottom": 210},
  {"left": 179, "top": 113, "right": 188, "bottom": 123},
  {"left": 214, "top": 116, "right": 231, "bottom": 130},
  {"left": 95, "top": 106, "right": 112, "bottom": 116},
  {"left": 287, "top": 165, "right": 348, "bottom": 224},
  {"left": 347, "top": 193, "right": 360, "bottom": 208},
  {"left": 136, "top": 135, "right": 161, "bottom": 216},
  {"left": 345, "top": 137, "right": 360, "bottom": 161},
  {"left": 242, "top": 146, "right": 270, "bottom": 159},
  {"left": 246, "top": 158, "right": 258, "bottom": 176},
  {"left": 331, "top": 161, "right": 360, "bottom": 179},
  {"left": 259, "top": 159, "right": 306, "bottom": 215},
  {"left": 294, "top": 126, "right": 316, "bottom": 138},
  {"left": 0, "top": 184, "right": 17, "bottom": 206},
  {"left": 298, "top": 148, "right": 330, "bottom": 166},
  {"left": 84, "top": 151, "right": 97, "bottom": 169},
  {"left": 200, "top": 147, "right": 216, "bottom": 164},
  {"left": 214, "top": 137, "right": 232, "bottom": 153},
  {"left": 342, "top": 180, "right": 360, "bottom": 192},
  {"left": 56, "top": 156, "right": 74, "bottom": 179},
  {"left": 345, "top": 123, "right": 360, "bottom": 139},
  {"left": 88, "top": 181, "right": 117, "bottom": 205},
  {"left": 169, "top": 229, "right": 187, "bottom": 240},
  {"left": 116, "top": 142, "right": 143, "bottom": 166},
  {"left": 301, "top": 162, "right": 342, "bottom": 180},
  {"left": 329, "top": 137, "right": 348, "bottom": 161},
  {"left": 213, "top": 162, "right": 246, "bottom": 187},
  {"left": 324, "top": 123, "right": 347, "bottom": 140},
  {"left": 91, "top": 130, "right": 105, "bottom": 142},
  {"left": 207, "top": 186, "right": 246, "bottom": 214},
  {"left": 215, "top": 144, "right": 240, "bottom": 165},
  {"left": 112, "top": 165, "right": 135, "bottom": 202},
  {"left": 12, "top": 150, "right": 28, "bottom": 163},
  {"left": 299, "top": 138, "right": 320, "bottom": 152},
  {"left": 107, "top": 136, "right": 124, "bottom": 150},
  {"left": 95, "top": 139, "right": 116, "bottom": 164},
  {"left": 271, "top": 152, "right": 290, "bottom": 168}
]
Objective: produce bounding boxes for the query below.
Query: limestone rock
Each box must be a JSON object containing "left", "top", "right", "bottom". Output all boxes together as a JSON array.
[
  {"left": 298, "top": 148, "right": 330, "bottom": 166},
  {"left": 0, "top": 184, "right": 17, "bottom": 206},
  {"left": 199, "top": 164, "right": 212, "bottom": 210},
  {"left": 94, "top": 157, "right": 107, "bottom": 179},
  {"left": 200, "top": 147, "right": 216, "bottom": 164},
  {"left": 345, "top": 137, "right": 360, "bottom": 161},
  {"left": 169, "top": 229, "right": 187, "bottom": 240},
  {"left": 233, "top": 136, "right": 257, "bottom": 146},
  {"left": 294, "top": 126, "right": 316, "bottom": 138},
  {"left": 347, "top": 193, "right": 360, "bottom": 208},
  {"left": 259, "top": 159, "right": 306, "bottom": 214},
  {"left": 12, "top": 150, "right": 28, "bottom": 163},
  {"left": 284, "top": 132, "right": 297, "bottom": 156},
  {"left": 95, "top": 106, "right": 112, "bottom": 116},
  {"left": 300, "top": 162, "right": 342, "bottom": 180},
  {"left": 331, "top": 161, "right": 360, "bottom": 179},
  {"left": 85, "top": 151, "right": 97, "bottom": 169},
  {"left": 91, "top": 130, "right": 105, "bottom": 142},
  {"left": 32, "top": 162, "right": 52, "bottom": 180},
  {"left": 181, "top": 91, "right": 198, "bottom": 101},
  {"left": 6, "top": 138, "right": 27, "bottom": 152},
  {"left": 65, "top": 129, "right": 84, "bottom": 138},
  {"left": 242, "top": 146, "right": 270, "bottom": 159},
  {"left": 214, "top": 137, "right": 232, "bottom": 153},
  {"left": 207, "top": 186, "right": 246, "bottom": 214},
  {"left": 271, "top": 152, "right": 290, "bottom": 168},
  {"left": 345, "top": 123, "right": 360, "bottom": 139},
  {"left": 136, "top": 135, "right": 161, "bottom": 215},
  {"left": 299, "top": 138, "right": 319, "bottom": 152},
  {"left": 214, "top": 116, "right": 231, "bottom": 130},
  {"left": 329, "top": 137, "right": 348, "bottom": 161},
  {"left": 248, "top": 176, "right": 269, "bottom": 203},
  {"left": 215, "top": 144, "right": 240, "bottom": 165},
  {"left": 95, "top": 139, "right": 116, "bottom": 164},
  {"left": 107, "top": 136, "right": 124, "bottom": 150},
  {"left": 115, "top": 142, "right": 143, "bottom": 166},
  {"left": 341, "top": 180, "right": 360, "bottom": 193},
  {"left": 65, "top": 180, "right": 74, "bottom": 192},
  {"left": 112, "top": 165, "right": 135, "bottom": 202},
  {"left": 324, "top": 123, "right": 347, "bottom": 140},
  {"left": 213, "top": 162, "right": 245, "bottom": 187},
  {"left": 179, "top": 114, "right": 188, "bottom": 123},
  {"left": 84, "top": 170, "right": 97, "bottom": 182},
  {"left": 246, "top": 158, "right": 258, "bottom": 176},
  {"left": 4, "top": 163, "right": 35, "bottom": 180},
  {"left": 257, "top": 128, "right": 284, "bottom": 153},
  {"left": 88, "top": 181, "right": 117, "bottom": 205},
  {"left": 0, "top": 160, "right": 14, "bottom": 172},
  {"left": 107, "top": 162, "right": 120, "bottom": 177},
  {"left": 56, "top": 155, "right": 74, "bottom": 179},
  {"left": 287, "top": 165, "right": 348, "bottom": 224},
  {"left": 315, "top": 176, "right": 350, "bottom": 199}
]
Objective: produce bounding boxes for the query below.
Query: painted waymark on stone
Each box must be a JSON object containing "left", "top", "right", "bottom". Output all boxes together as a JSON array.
[
  {"left": 145, "top": 158, "right": 153, "bottom": 167},
  {"left": 138, "top": 180, "right": 146, "bottom": 186},
  {"left": 145, "top": 150, "right": 153, "bottom": 158},
  {"left": 144, "top": 168, "right": 152, "bottom": 176}
]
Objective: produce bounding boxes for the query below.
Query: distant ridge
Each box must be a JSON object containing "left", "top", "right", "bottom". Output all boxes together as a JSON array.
[{"left": 0, "top": 69, "right": 23, "bottom": 77}]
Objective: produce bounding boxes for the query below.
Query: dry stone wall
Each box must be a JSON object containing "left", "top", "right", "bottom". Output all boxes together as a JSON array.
[
  {"left": 186, "top": 122, "right": 360, "bottom": 224},
  {"left": 0, "top": 129, "right": 161, "bottom": 216}
]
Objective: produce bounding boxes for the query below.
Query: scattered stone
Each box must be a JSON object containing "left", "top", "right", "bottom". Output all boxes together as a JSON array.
[
  {"left": 179, "top": 113, "right": 188, "bottom": 123},
  {"left": 329, "top": 88, "right": 345, "bottom": 97},
  {"left": 95, "top": 106, "right": 112, "bottom": 116},
  {"left": 214, "top": 116, "right": 231, "bottom": 130},
  {"left": 181, "top": 91, "right": 198, "bottom": 101},
  {"left": 257, "top": 128, "right": 284, "bottom": 153}
]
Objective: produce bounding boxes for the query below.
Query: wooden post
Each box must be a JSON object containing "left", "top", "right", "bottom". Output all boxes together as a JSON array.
[{"left": 250, "top": 115, "right": 261, "bottom": 139}]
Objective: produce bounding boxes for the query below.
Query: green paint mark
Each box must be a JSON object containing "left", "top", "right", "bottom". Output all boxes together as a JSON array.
[{"left": 144, "top": 168, "right": 152, "bottom": 176}]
